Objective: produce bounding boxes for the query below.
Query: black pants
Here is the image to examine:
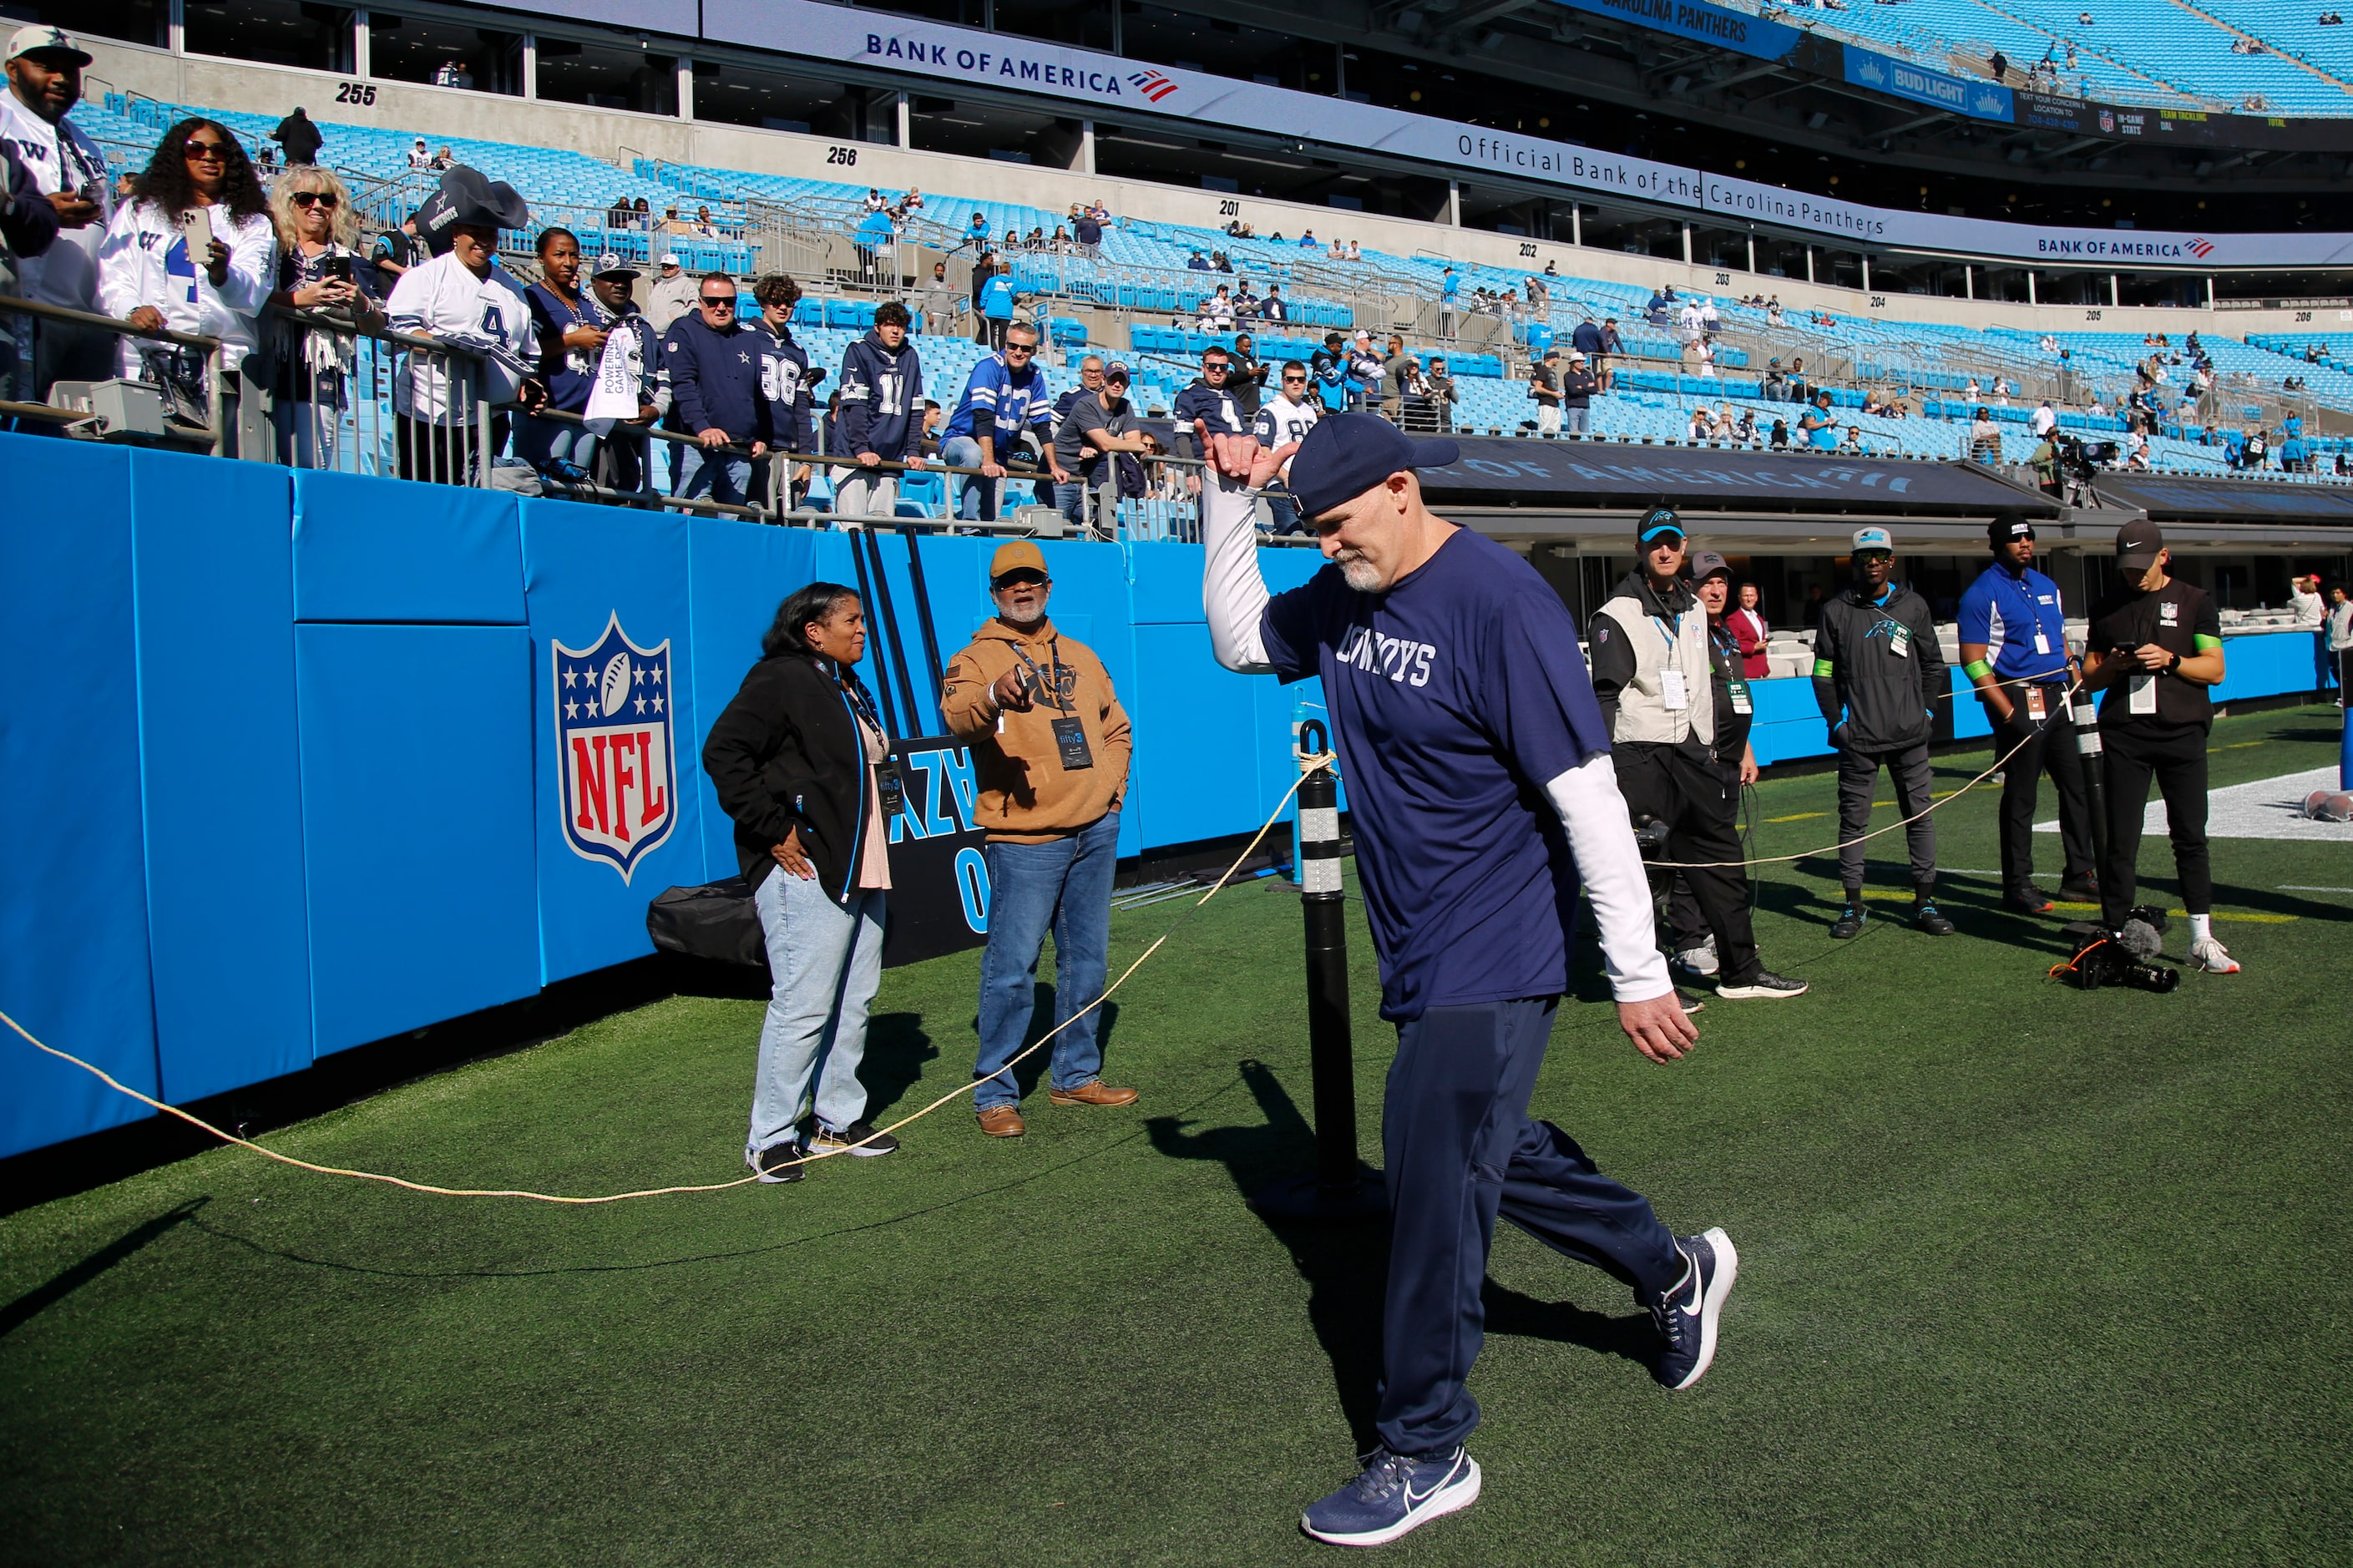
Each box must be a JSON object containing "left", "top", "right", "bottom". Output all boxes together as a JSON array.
[
  {"left": 1989, "top": 690, "right": 2097, "bottom": 896},
  {"left": 397, "top": 412, "right": 509, "bottom": 485},
  {"left": 2099, "top": 720, "right": 2213, "bottom": 929},
  {"left": 1615, "top": 742, "right": 1762, "bottom": 984},
  {"left": 1667, "top": 756, "right": 1743, "bottom": 956},
  {"left": 1835, "top": 742, "right": 1936, "bottom": 893},
  {"left": 1377, "top": 998, "right": 1681, "bottom": 1457}
]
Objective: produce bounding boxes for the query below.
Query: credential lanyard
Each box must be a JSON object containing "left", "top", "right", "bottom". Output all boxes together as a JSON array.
[{"left": 1010, "top": 638, "right": 1071, "bottom": 713}]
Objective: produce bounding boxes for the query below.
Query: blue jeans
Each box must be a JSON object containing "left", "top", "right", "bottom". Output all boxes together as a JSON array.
[
  {"left": 516, "top": 412, "right": 599, "bottom": 478},
  {"left": 941, "top": 433, "right": 1000, "bottom": 522},
  {"left": 748, "top": 870, "right": 886, "bottom": 1153},
  {"left": 973, "top": 810, "right": 1121, "bottom": 1109},
  {"left": 673, "top": 443, "right": 761, "bottom": 505}
]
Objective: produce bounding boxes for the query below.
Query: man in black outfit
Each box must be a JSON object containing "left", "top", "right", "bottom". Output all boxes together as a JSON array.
[
  {"left": 1813, "top": 526, "right": 1955, "bottom": 938},
  {"left": 1591, "top": 513, "right": 1808, "bottom": 1002},
  {"left": 2080, "top": 520, "right": 2241, "bottom": 974},
  {"left": 1667, "top": 552, "right": 1764, "bottom": 983},
  {"left": 271, "top": 106, "right": 322, "bottom": 166}
]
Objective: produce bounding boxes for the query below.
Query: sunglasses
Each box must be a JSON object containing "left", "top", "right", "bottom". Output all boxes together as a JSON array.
[
  {"left": 1203, "top": 362, "right": 1231, "bottom": 372},
  {"left": 1004, "top": 341, "right": 1036, "bottom": 355},
  {"left": 184, "top": 140, "right": 231, "bottom": 161},
  {"left": 290, "top": 190, "right": 340, "bottom": 209},
  {"left": 700, "top": 296, "right": 736, "bottom": 309},
  {"left": 1282, "top": 374, "right": 1308, "bottom": 382}
]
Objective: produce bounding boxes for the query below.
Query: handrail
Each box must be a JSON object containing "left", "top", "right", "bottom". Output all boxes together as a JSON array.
[{"left": 0, "top": 293, "right": 222, "bottom": 353}]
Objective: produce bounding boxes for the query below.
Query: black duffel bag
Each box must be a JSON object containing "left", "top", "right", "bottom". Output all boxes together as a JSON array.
[{"left": 646, "top": 876, "right": 768, "bottom": 969}]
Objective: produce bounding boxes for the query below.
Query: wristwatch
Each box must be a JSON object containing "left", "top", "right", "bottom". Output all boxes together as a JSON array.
[{"left": 2164, "top": 650, "right": 2182, "bottom": 674}]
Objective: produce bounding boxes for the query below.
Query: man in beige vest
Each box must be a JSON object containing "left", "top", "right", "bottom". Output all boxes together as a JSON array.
[{"left": 1587, "top": 508, "right": 1806, "bottom": 1003}]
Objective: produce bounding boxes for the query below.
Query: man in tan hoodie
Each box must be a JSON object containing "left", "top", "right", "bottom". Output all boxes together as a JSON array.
[{"left": 941, "top": 541, "right": 1139, "bottom": 1137}]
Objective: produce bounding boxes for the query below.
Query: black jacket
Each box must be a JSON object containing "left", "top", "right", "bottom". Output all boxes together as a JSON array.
[
  {"left": 1811, "top": 582, "right": 1946, "bottom": 751},
  {"left": 701, "top": 653, "right": 882, "bottom": 900}
]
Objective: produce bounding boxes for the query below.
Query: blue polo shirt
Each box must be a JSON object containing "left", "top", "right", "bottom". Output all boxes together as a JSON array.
[
  {"left": 1258, "top": 529, "right": 1612, "bottom": 1020},
  {"left": 1956, "top": 562, "right": 2070, "bottom": 684}
]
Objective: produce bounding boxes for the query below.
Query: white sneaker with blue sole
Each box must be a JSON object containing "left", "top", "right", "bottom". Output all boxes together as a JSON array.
[{"left": 1300, "top": 1446, "right": 1481, "bottom": 1547}]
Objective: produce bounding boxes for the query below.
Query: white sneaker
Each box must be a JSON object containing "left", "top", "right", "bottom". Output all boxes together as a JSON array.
[
  {"left": 1669, "top": 936, "right": 1719, "bottom": 979},
  {"left": 2189, "top": 936, "right": 2241, "bottom": 974}
]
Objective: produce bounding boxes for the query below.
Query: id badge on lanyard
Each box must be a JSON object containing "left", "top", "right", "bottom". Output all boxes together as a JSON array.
[
  {"left": 1016, "top": 642, "right": 1095, "bottom": 769},
  {"left": 1889, "top": 626, "right": 1911, "bottom": 659},
  {"left": 1727, "top": 673, "right": 1753, "bottom": 716},
  {"left": 2025, "top": 685, "right": 2047, "bottom": 723},
  {"left": 873, "top": 755, "right": 908, "bottom": 815},
  {"left": 2128, "top": 673, "right": 2158, "bottom": 715}
]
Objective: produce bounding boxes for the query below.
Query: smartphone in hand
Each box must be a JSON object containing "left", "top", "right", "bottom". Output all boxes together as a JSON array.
[
  {"left": 177, "top": 205, "right": 215, "bottom": 268},
  {"left": 321, "top": 254, "right": 353, "bottom": 283}
]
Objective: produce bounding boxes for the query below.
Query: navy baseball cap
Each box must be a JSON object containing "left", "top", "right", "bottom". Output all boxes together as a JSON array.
[
  {"left": 1286, "top": 413, "right": 1458, "bottom": 521},
  {"left": 1637, "top": 506, "right": 1684, "bottom": 544}
]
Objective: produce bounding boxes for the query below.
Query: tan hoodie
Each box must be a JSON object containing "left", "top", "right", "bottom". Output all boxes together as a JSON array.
[{"left": 939, "top": 616, "right": 1132, "bottom": 842}]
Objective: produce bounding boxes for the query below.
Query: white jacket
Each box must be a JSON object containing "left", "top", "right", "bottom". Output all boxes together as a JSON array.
[
  {"left": 0, "top": 93, "right": 112, "bottom": 310},
  {"left": 94, "top": 199, "right": 276, "bottom": 373},
  {"left": 384, "top": 250, "right": 536, "bottom": 424}
]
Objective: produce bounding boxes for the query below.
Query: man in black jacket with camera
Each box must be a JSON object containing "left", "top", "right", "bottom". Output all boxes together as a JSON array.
[{"left": 1813, "top": 526, "right": 1955, "bottom": 938}]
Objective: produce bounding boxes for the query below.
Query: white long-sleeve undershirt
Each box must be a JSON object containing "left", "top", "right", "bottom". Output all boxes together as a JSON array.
[{"left": 1201, "top": 476, "right": 1672, "bottom": 1005}]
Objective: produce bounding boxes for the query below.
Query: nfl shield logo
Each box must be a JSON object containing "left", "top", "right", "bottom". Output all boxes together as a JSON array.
[
  {"left": 554, "top": 613, "right": 677, "bottom": 883},
  {"left": 2097, "top": 110, "right": 2114, "bottom": 133}
]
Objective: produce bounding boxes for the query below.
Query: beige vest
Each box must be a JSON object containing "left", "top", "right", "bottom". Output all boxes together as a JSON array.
[{"left": 1596, "top": 591, "right": 1715, "bottom": 747}]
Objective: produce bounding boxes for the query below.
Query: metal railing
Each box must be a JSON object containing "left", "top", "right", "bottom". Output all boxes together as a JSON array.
[{"left": 3, "top": 294, "right": 224, "bottom": 447}]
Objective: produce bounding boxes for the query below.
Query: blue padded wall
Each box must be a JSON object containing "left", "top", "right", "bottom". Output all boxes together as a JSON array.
[
  {"left": 684, "top": 517, "right": 824, "bottom": 883},
  {"left": 130, "top": 450, "right": 313, "bottom": 1103},
  {"left": 0, "top": 438, "right": 160, "bottom": 1158},
  {"left": 293, "top": 468, "right": 524, "bottom": 625},
  {"left": 522, "top": 498, "right": 706, "bottom": 984},
  {"left": 296, "top": 624, "right": 539, "bottom": 1055}
]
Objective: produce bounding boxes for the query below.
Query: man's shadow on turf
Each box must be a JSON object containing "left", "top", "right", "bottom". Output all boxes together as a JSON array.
[{"left": 1146, "top": 1059, "right": 1647, "bottom": 1452}]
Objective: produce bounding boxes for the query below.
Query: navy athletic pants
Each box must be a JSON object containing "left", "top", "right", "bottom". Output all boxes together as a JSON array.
[{"left": 1376, "top": 997, "right": 1683, "bottom": 1457}]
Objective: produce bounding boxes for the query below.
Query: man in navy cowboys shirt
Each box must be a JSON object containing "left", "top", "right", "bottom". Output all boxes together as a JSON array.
[{"left": 1198, "top": 413, "right": 1737, "bottom": 1549}]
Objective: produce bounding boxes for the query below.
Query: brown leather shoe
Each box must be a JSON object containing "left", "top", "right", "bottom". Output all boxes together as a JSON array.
[
  {"left": 976, "top": 1105, "right": 1025, "bottom": 1138},
  {"left": 1048, "top": 1080, "right": 1139, "bottom": 1108}
]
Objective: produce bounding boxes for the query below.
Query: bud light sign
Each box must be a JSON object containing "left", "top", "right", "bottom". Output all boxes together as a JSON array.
[{"left": 554, "top": 612, "right": 677, "bottom": 883}]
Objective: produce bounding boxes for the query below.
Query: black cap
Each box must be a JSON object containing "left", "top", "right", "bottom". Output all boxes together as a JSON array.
[
  {"left": 1989, "top": 516, "right": 2035, "bottom": 546},
  {"left": 2116, "top": 518, "right": 2164, "bottom": 570},
  {"left": 1637, "top": 506, "right": 1684, "bottom": 544}
]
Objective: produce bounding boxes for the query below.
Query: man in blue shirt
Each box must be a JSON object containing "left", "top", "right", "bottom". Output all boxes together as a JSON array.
[
  {"left": 940, "top": 319, "right": 1068, "bottom": 524},
  {"left": 1197, "top": 414, "right": 1733, "bottom": 1547},
  {"left": 852, "top": 205, "right": 894, "bottom": 286},
  {"left": 1956, "top": 517, "right": 2097, "bottom": 911},
  {"left": 1439, "top": 266, "right": 1459, "bottom": 339},
  {"left": 1171, "top": 344, "right": 1251, "bottom": 442},
  {"left": 835, "top": 299, "right": 924, "bottom": 521}
]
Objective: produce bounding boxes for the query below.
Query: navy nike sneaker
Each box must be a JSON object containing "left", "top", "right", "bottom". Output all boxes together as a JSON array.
[
  {"left": 1650, "top": 1227, "right": 1738, "bottom": 1390},
  {"left": 1300, "top": 1445, "right": 1482, "bottom": 1547}
]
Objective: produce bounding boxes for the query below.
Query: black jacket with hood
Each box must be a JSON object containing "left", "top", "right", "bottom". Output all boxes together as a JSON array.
[
  {"left": 701, "top": 652, "right": 885, "bottom": 900},
  {"left": 1810, "top": 581, "right": 1946, "bottom": 752}
]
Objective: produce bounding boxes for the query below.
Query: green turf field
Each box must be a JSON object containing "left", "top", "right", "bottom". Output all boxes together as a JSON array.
[{"left": 5, "top": 704, "right": 2350, "bottom": 1566}]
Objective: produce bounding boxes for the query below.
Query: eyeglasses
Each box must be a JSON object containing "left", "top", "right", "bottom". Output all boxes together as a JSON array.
[
  {"left": 700, "top": 296, "right": 736, "bottom": 310},
  {"left": 184, "top": 140, "right": 230, "bottom": 162},
  {"left": 290, "top": 190, "right": 340, "bottom": 209}
]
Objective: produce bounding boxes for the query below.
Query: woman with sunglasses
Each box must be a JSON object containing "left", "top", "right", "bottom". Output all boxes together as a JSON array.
[
  {"left": 265, "top": 165, "right": 381, "bottom": 469},
  {"left": 96, "top": 118, "right": 276, "bottom": 446}
]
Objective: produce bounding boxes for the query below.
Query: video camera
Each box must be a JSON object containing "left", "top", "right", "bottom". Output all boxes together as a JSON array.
[{"left": 2057, "top": 434, "right": 2117, "bottom": 480}]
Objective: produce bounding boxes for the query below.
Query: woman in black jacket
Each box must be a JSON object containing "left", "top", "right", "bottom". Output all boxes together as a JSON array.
[{"left": 702, "top": 583, "right": 901, "bottom": 1181}]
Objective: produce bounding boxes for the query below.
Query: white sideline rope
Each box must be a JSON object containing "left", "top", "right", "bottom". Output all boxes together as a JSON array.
[{"left": 0, "top": 757, "right": 1336, "bottom": 1205}]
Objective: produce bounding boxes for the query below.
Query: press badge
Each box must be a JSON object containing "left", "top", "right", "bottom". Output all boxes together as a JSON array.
[
  {"left": 2128, "top": 673, "right": 2158, "bottom": 715},
  {"left": 1050, "top": 716, "right": 1095, "bottom": 770},
  {"left": 873, "top": 756, "right": 908, "bottom": 817},
  {"left": 2033, "top": 630, "right": 2052, "bottom": 655},
  {"left": 1727, "top": 675, "right": 1753, "bottom": 716},
  {"left": 1889, "top": 628, "right": 1911, "bottom": 659},
  {"left": 2025, "top": 686, "right": 2047, "bottom": 723},
  {"left": 1660, "top": 669, "right": 1689, "bottom": 711}
]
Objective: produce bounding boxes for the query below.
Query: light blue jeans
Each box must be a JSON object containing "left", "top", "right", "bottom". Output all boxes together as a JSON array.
[
  {"left": 973, "top": 810, "right": 1120, "bottom": 1110},
  {"left": 748, "top": 869, "right": 886, "bottom": 1155},
  {"left": 941, "top": 432, "right": 1000, "bottom": 522},
  {"left": 516, "top": 413, "right": 599, "bottom": 478}
]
